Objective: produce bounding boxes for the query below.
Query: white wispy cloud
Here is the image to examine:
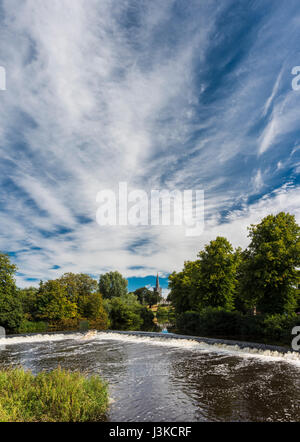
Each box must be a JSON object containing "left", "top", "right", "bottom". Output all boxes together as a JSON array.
[
  {"left": 0, "top": 1, "right": 299, "bottom": 286},
  {"left": 262, "top": 68, "right": 283, "bottom": 117}
]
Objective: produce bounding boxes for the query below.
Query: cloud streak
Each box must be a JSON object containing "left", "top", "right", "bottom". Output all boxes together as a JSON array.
[{"left": 0, "top": 0, "right": 299, "bottom": 287}]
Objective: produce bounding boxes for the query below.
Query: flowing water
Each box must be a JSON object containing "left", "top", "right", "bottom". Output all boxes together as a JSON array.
[{"left": 0, "top": 331, "right": 299, "bottom": 422}]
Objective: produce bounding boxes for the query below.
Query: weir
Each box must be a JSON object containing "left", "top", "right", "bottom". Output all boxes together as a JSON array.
[
  {"left": 102, "top": 330, "right": 294, "bottom": 353},
  {"left": 1, "top": 329, "right": 300, "bottom": 365},
  {"left": 1, "top": 328, "right": 299, "bottom": 422}
]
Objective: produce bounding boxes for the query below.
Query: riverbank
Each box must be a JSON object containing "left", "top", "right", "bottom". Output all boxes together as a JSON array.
[
  {"left": 1, "top": 329, "right": 299, "bottom": 422},
  {"left": 0, "top": 366, "right": 108, "bottom": 422},
  {"left": 175, "top": 308, "right": 300, "bottom": 347}
]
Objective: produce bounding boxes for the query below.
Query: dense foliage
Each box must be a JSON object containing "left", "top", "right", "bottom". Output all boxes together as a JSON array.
[
  {"left": 99, "top": 271, "right": 128, "bottom": 299},
  {"left": 0, "top": 367, "right": 108, "bottom": 422},
  {"left": 196, "top": 237, "right": 240, "bottom": 310},
  {"left": 168, "top": 212, "right": 300, "bottom": 343},
  {"left": 238, "top": 212, "right": 300, "bottom": 314},
  {"left": 0, "top": 259, "right": 157, "bottom": 333},
  {"left": 1, "top": 211, "right": 299, "bottom": 343},
  {"left": 104, "top": 293, "right": 155, "bottom": 331},
  {"left": 168, "top": 260, "right": 201, "bottom": 314},
  {"left": 32, "top": 274, "right": 109, "bottom": 331},
  {"left": 0, "top": 259, "right": 111, "bottom": 332},
  {"left": 177, "top": 308, "right": 299, "bottom": 344},
  {"left": 0, "top": 254, "right": 23, "bottom": 331},
  {"left": 133, "top": 286, "right": 162, "bottom": 307}
]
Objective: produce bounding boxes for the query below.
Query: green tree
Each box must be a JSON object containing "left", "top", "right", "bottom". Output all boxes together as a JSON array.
[
  {"left": 35, "top": 280, "right": 78, "bottom": 321},
  {"left": 107, "top": 297, "right": 143, "bottom": 330},
  {"left": 99, "top": 271, "right": 128, "bottom": 299},
  {"left": 134, "top": 287, "right": 161, "bottom": 307},
  {"left": 119, "top": 292, "right": 139, "bottom": 305},
  {"left": 0, "top": 253, "right": 23, "bottom": 332},
  {"left": 239, "top": 212, "right": 300, "bottom": 314},
  {"left": 82, "top": 291, "right": 109, "bottom": 329},
  {"left": 133, "top": 287, "right": 153, "bottom": 305},
  {"left": 168, "top": 260, "right": 201, "bottom": 314},
  {"left": 18, "top": 287, "right": 38, "bottom": 320},
  {"left": 139, "top": 306, "right": 155, "bottom": 330},
  {"left": 296, "top": 270, "right": 300, "bottom": 312},
  {"left": 196, "top": 237, "right": 238, "bottom": 310},
  {"left": 104, "top": 292, "right": 155, "bottom": 331},
  {"left": 82, "top": 292, "right": 107, "bottom": 321},
  {"left": 58, "top": 273, "right": 98, "bottom": 316},
  {"left": 231, "top": 247, "right": 249, "bottom": 313}
]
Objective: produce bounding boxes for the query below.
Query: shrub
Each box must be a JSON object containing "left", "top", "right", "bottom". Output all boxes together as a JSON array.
[
  {"left": 0, "top": 254, "right": 23, "bottom": 333},
  {"left": 177, "top": 307, "right": 243, "bottom": 336},
  {"left": 176, "top": 308, "right": 300, "bottom": 344},
  {"left": 176, "top": 311, "right": 202, "bottom": 335},
  {"left": 18, "top": 319, "right": 48, "bottom": 334},
  {"left": 239, "top": 314, "right": 263, "bottom": 338},
  {"left": 139, "top": 307, "right": 155, "bottom": 330},
  {"left": 47, "top": 318, "right": 79, "bottom": 332},
  {"left": 79, "top": 319, "right": 89, "bottom": 331},
  {"left": 89, "top": 317, "right": 110, "bottom": 330},
  {"left": 107, "top": 297, "right": 143, "bottom": 330},
  {"left": 0, "top": 367, "right": 108, "bottom": 422},
  {"left": 198, "top": 307, "right": 242, "bottom": 335},
  {"left": 262, "top": 313, "right": 300, "bottom": 341},
  {"left": 156, "top": 306, "right": 170, "bottom": 320},
  {"left": 105, "top": 296, "right": 156, "bottom": 331}
]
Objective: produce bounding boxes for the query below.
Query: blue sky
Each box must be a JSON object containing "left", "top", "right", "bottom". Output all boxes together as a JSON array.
[{"left": 0, "top": 0, "right": 300, "bottom": 295}]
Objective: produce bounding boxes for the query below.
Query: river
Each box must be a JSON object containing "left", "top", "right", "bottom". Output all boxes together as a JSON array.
[{"left": 0, "top": 331, "right": 299, "bottom": 422}]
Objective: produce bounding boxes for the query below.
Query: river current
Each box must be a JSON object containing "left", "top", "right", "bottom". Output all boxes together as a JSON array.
[{"left": 0, "top": 331, "right": 299, "bottom": 422}]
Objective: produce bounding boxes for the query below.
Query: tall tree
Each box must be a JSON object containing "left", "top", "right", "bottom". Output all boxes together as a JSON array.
[
  {"left": 81, "top": 291, "right": 109, "bottom": 330},
  {"left": 18, "top": 287, "right": 38, "bottom": 320},
  {"left": 134, "top": 287, "right": 161, "bottom": 307},
  {"left": 134, "top": 287, "right": 153, "bottom": 305},
  {"left": 168, "top": 260, "right": 201, "bottom": 314},
  {"left": 239, "top": 212, "right": 300, "bottom": 314},
  {"left": 196, "top": 237, "right": 238, "bottom": 310},
  {"left": 58, "top": 273, "right": 98, "bottom": 316},
  {"left": 107, "top": 297, "right": 143, "bottom": 330},
  {"left": 35, "top": 280, "right": 78, "bottom": 321},
  {"left": 99, "top": 271, "right": 128, "bottom": 299},
  {"left": 0, "top": 253, "right": 23, "bottom": 331}
]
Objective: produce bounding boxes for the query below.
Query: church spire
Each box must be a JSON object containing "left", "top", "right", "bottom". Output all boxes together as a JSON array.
[
  {"left": 156, "top": 273, "right": 160, "bottom": 290},
  {"left": 154, "top": 273, "right": 162, "bottom": 297}
]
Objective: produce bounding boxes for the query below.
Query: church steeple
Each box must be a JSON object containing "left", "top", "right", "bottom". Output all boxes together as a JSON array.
[
  {"left": 156, "top": 273, "right": 160, "bottom": 290},
  {"left": 154, "top": 273, "right": 162, "bottom": 297}
]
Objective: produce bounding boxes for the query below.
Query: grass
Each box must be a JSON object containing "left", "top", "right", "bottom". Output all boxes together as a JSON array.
[{"left": 0, "top": 366, "right": 108, "bottom": 422}]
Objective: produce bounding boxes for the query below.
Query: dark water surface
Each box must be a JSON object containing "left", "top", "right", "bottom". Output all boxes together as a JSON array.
[{"left": 0, "top": 332, "right": 299, "bottom": 422}]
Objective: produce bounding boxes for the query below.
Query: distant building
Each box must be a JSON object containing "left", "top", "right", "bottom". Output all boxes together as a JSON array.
[
  {"left": 154, "top": 273, "right": 162, "bottom": 297},
  {"left": 154, "top": 273, "right": 171, "bottom": 305}
]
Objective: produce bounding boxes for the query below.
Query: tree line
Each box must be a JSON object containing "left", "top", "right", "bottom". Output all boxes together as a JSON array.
[
  {"left": 1, "top": 211, "right": 298, "bottom": 343},
  {"left": 168, "top": 212, "right": 300, "bottom": 342},
  {"left": 0, "top": 261, "right": 162, "bottom": 333}
]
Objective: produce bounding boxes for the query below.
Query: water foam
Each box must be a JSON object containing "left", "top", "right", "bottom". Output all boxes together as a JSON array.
[
  {"left": 1, "top": 331, "right": 300, "bottom": 367},
  {"left": 198, "top": 341, "right": 300, "bottom": 366},
  {"left": 95, "top": 332, "right": 300, "bottom": 367},
  {"left": 0, "top": 333, "right": 83, "bottom": 346}
]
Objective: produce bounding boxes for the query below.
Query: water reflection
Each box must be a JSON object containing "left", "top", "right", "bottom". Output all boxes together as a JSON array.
[{"left": 155, "top": 322, "right": 172, "bottom": 333}]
